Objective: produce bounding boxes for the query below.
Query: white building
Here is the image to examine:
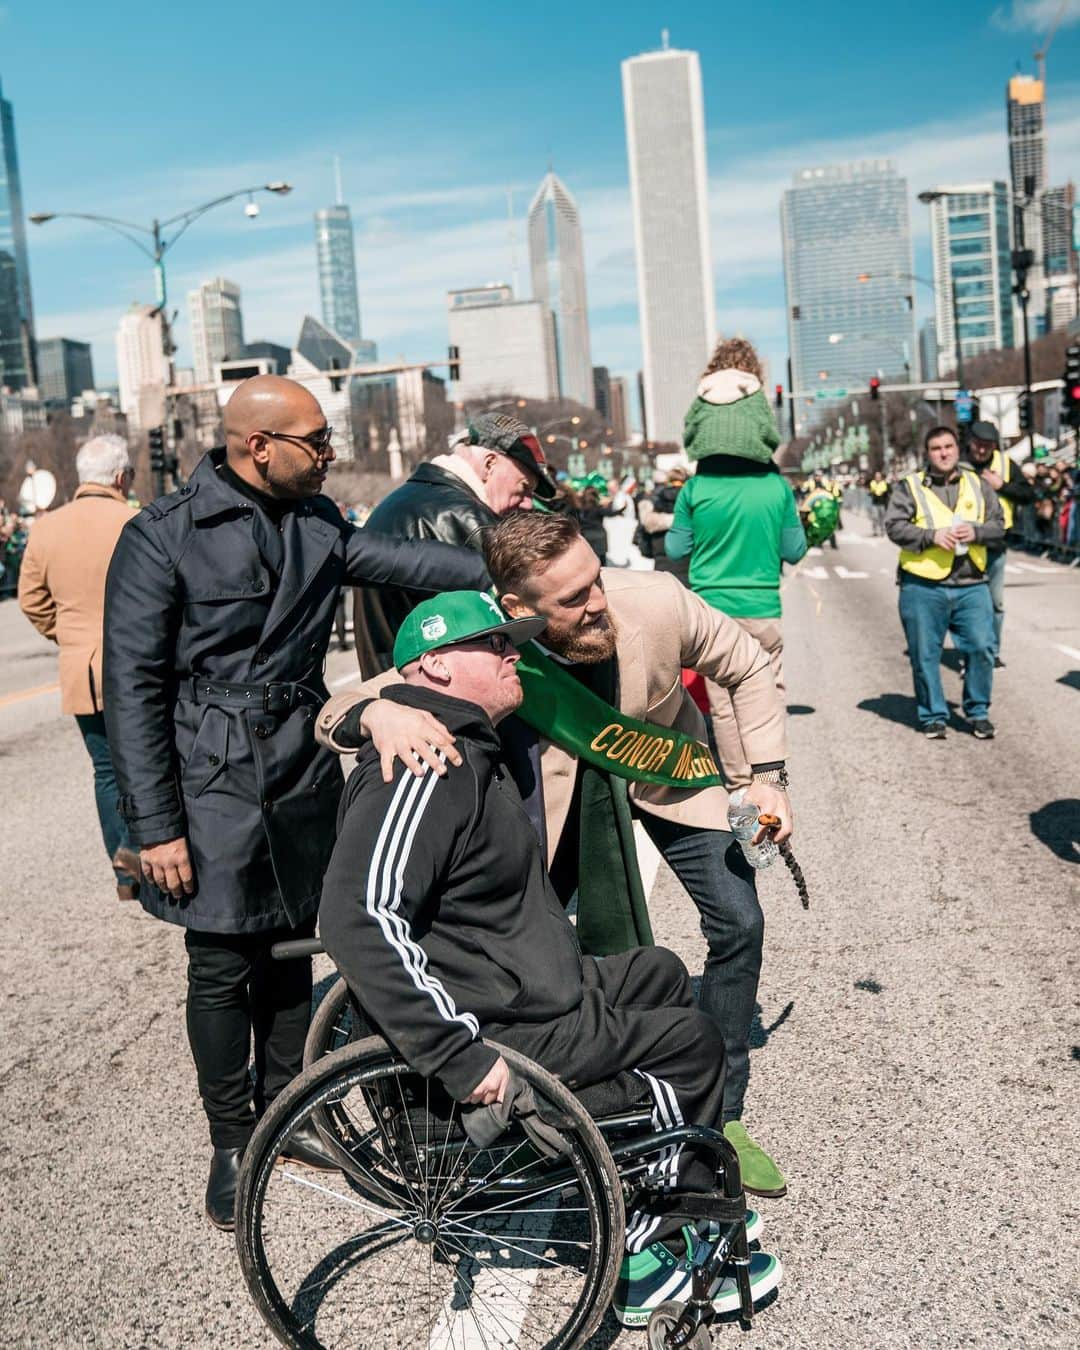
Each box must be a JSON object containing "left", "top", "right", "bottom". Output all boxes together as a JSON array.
[
  {"left": 622, "top": 40, "right": 715, "bottom": 445},
  {"left": 188, "top": 277, "right": 245, "bottom": 385},
  {"left": 446, "top": 284, "right": 556, "bottom": 402},
  {"left": 116, "top": 303, "right": 166, "bottom": 429},
  {"left": 528, "top": 171, "right": 593, "bottom": 406}
]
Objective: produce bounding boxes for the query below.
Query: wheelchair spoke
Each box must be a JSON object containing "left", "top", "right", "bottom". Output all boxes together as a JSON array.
[{"left": 276, "top": 1167, "right": 414, "bottom": 1229}]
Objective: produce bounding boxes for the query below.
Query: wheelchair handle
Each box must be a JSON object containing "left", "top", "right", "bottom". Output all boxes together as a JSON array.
[{"left": 271, "top": 938, "right": 326, "bottom": 961}]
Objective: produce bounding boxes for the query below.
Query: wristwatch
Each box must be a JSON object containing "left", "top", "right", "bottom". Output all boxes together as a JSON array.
[{"left": 750, "top": 766, "right": 789, "bottom": 789}]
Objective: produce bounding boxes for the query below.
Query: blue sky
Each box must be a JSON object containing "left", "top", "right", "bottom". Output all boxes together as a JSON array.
[{"left": 4, "top": 0, "right": 1080, "bottom": 406}]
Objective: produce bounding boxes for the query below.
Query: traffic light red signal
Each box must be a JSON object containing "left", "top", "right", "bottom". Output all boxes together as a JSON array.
[
  {"left": 1063, "top": 345, "right": 1080, "bottom": 429},
  {"left": 869, "top": 376, "right": 881, "bottom": 401},
  {"left": 774, "top": 384, "right": 784, "bottom": 409}
]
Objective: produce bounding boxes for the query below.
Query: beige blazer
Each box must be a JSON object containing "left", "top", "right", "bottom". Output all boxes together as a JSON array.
[
  {"left": 318, "top": 569, "right": 786, "bottom": 862},
  {"left": 17, "top": 484, "right": 133, "bottom": 715}
]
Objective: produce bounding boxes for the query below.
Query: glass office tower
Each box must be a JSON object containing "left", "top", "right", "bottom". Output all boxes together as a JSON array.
[
  {"left": 315, "top": 204, "right": 362, "bottom": 345},
  {"left": 0, "top": 78, "right": 35, "bottom": 389},
  {"left": 928, "top": 183, "right": 1015, "bottom": 375}
]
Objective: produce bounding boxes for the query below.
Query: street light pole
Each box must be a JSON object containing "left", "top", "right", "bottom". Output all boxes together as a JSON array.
[
  {"left": 30, "top": 182, "right": 292, "bottom": 492},
  {"left": 1012, "top": 181, "right": 1036, "bottom": 432}
]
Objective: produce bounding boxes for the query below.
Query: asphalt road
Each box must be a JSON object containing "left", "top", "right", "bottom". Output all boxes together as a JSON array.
[{"left": 1, "top": 512, "right": 1078, "bottom": 1348}]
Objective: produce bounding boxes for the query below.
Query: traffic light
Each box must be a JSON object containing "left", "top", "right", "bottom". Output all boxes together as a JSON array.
[
  {"left": 148, "top": 426, "right": 166, "bottom": 474},
  {"left": 774, "top": 383, "right": 783, "bottom": 409},
  {"left": 448, "top": 345, "right": 461, "bottom": 382},
  {"left": 869, "top": 376, "right": 881, "bottom": 401},
  {"left": 328, "top": 357, "right": 343, "bottom": 394},
  {"left": 1018, "top": 395, "right": 1033, "bottom": 434},
  {"left": 1063, "top": 344, "right": 1080, "bottom": 429}
]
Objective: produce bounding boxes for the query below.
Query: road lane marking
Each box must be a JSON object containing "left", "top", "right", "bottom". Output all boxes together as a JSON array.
[
  {"left": 834, "top": 566, "right": 869, "bottom": 578},
  {"left": 0, "top": 681, "right": 59, "bottom": 709},
  {"left": 801, "top": 566, "right": 829, "bottom": 580},
  {"left": 330, "top": 671, "right": 364, "bottom": 688},
  {"left": 1054, "top": 644, "right": 1080, "bottom": 662},
  {"left": 1012, "top": 562, "right": 1060, "bottom": 574}
]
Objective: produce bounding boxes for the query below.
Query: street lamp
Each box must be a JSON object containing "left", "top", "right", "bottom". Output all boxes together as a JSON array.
[{"left": 31, "top": 182, "right": 292, "bottom": 492}]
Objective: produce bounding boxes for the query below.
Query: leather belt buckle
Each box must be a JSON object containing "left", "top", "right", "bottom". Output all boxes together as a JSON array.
[{"left": 262, "top": 682, "right": 293, "bottom": 715}]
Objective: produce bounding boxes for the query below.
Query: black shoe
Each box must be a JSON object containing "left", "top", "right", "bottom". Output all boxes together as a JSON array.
[
  {"left": 205, "top": 1146, "right": 243, "bottom": 1231},
  {"left": 922, "top": 722, "right": 948, "bottom": 740},
  {"left": 971, "top": 719, "right": 996, "bottom": 740},
  {"left": 279, "top": 1120, "right": 341, "bottom": 1171},
  {"left": 994, "top": 657, "right": 1005, "bottom": 669}
]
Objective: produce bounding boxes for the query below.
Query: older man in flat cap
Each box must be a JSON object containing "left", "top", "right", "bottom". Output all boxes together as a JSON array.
[{"left": 353, "top": 410, "right": 557, "bottom": 675}]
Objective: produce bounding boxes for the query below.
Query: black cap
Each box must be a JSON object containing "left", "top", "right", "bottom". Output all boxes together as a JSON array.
[{"left": 969, "top": 421, "right": 999, "bottom": 445}]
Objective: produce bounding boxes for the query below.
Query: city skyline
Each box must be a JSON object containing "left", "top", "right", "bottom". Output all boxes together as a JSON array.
[
  {"left": 527, "top": 170, "right": 593, "bottom": 407},
  {"left": 4, "top": 1, "right": 1080, "bottom": 420}
]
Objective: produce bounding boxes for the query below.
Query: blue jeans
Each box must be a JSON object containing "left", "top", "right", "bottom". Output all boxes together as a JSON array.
[
  {"left": 985, "top": 550, "right": 1005, "bottom": 658},
  {"left": 637, "top": 810, "right": 762, "bottom": 1123},
  {"left": 74, "top": 712, "right": 135, "bottom": 882},
  {"left": 898, "top": 579, "right": 995, "bottom": 726}
]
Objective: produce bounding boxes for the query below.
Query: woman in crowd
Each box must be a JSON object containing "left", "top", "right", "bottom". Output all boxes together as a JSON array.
[{"left": 665, "top": 336, "right": 807, "bottom": 788}]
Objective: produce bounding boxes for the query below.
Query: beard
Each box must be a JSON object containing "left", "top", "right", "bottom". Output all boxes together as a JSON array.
[{"left": 543, "top": 611, "right": 618, "bottom": 664}]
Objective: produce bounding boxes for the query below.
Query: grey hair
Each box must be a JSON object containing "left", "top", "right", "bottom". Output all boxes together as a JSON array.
[{"left": 76, "top": 434, "right": 132, "bottom": 487}]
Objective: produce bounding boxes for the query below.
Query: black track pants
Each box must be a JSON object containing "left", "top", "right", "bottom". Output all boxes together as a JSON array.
[{"left": 484, "top": 946, "right": 727, "bottom": 1251}]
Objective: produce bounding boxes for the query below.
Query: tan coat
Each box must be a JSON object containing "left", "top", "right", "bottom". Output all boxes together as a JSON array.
[
  {"left": 17, "top": 484, "right": 133, "bottom": 715},
  {"left": 318, "top": 568, "right": 786, "bottom": 863}
]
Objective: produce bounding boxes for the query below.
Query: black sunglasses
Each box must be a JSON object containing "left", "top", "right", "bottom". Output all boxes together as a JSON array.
[{"left": 259, "top": 426, "right": 333, "bottom": 456}]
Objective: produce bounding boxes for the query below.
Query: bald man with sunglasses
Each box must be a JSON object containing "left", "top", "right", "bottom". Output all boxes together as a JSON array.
[{"left": 103, "top": 375, "right": 489, "bottom": 1230}]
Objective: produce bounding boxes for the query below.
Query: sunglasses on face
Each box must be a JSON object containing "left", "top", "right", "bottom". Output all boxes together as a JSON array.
[
  {"left": 259, "top": 426, "right": 334, "bottom": 456},
  {"left": 453, "top": 633, "right": 512, "bottom": 656}
]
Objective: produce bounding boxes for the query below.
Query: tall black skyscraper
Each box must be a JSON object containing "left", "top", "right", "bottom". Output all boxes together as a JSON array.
[{"left": 0, "top": 77, "right": 35, "bottom": 390}]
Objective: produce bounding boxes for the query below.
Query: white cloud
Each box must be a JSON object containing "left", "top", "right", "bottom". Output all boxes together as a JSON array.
[{"left": 991, "top": 0, "right": 1080, "bottom": 33}]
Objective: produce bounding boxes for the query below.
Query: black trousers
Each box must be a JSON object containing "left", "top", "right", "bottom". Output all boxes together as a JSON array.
[
  {"left": 184, "top": 917, "right": 315, "bottom": 1149},
  {"left": 485, "top": 946, "right": 726, "bottom": 1251}
]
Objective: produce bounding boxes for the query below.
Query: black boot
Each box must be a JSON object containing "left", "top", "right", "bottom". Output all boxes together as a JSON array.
[
  {"left": 205, "top": 1146, "right": 243, "bottom": 1230},
  {"left": 279, "top": 1120, "right": 341, "bottom": 1171}
]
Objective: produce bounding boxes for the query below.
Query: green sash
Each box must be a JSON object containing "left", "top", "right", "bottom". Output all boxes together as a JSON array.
[{"left": 514, "top": 642, "right": 724, "bottom": 789}]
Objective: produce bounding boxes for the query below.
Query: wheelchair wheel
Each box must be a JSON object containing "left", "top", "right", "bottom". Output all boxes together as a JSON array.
[
  {"left": 236, "top": 1036, "right": 625, "bottom": 1349},
  {"left": 647, "top": 1301, "right": 712, "bottom": 1349},
  {"left": 303, "top": 977, "right": 355, "bottom": 1067}
]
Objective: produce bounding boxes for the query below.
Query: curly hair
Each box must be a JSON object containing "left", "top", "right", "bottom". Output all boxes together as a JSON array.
[{"left": 702, "top": 336, "right": 764, "bottom": 382}]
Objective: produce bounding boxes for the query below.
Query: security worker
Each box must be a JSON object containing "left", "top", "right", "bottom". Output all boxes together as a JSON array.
[
  {"left": 964, "top": 420, "right": 1033, "bottom": 667},
  {"left": 884, "top": 425, "right": 1004, "bottom": 741},
  {"left": 867, "top": 469, "right": 890, "bottom": 536},
  {"left": 103, "top": 375, "right": 487, "bottom": 1231}
]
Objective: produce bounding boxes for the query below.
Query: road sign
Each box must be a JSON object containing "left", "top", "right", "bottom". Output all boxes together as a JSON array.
[
  {"left": 815, "top": 388, "right": 848, "bottom": 400},
  {"left": 954, "top": 389, "right": 974, "bottom": 423}
]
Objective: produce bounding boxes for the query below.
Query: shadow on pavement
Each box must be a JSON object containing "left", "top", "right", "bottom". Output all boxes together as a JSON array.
[
  {"left": 786, "top": 704, "right": 815, "bottom": 715},
  {"left": 1029, "top": 800, "right": 1080, "bottom": 865},
  {"left": 857, "top": 693, "right": 922, "bottom": 730},
  {"left": 1057, "top": 671, "right": 1080, "bottom": 692},
  {"left": 749, "top": 1000, "right": 795, "bottom": 1049}
]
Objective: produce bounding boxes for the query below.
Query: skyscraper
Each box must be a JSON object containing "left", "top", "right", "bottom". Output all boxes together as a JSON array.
[
  {"left": 1043, "top": 183, "right": 1078, "bottom": 330},
  {"left": 622, "top": 41, "right": 715, "bottom": 445},
  {"left": 928, "top": 183, "right": 1015, "bottom": 374},
  {"left": 188, "top": 277, "right": 244, "bottom": 384},
  {"left": 116, "top": 304, "right": 166, "bottom": 428},
  {"left": 781, "top": 161, "right": 915, "bottom": 431},
  {"left": 1007, "top": 74, "right": 1048, "bottom": 331},
  {"left": 36, "top": 338, "right": 94, "bottom": 407},
  {"left": 315, "top": 204, "right": 362, "bottom": 345},
  {"left": 446, "top": 284, "right": 557, "bottom": 402},
  {"left": 527, "top": 171, "right": 593, "bottom": 406},
  {"left": 918, "top": 319, "right": 938, "bottom": 385},
  {"left": 0, "top": 78, "right": 35, "bottom": 390}
]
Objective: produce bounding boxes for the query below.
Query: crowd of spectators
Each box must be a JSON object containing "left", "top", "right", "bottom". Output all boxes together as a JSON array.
[{"left": 0, "top": 500, "right": 30, "bottom": 600}]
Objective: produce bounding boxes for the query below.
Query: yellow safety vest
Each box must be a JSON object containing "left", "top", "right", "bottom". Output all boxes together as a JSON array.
[
  {"left": 990, "top": 449, "right": 1014, "bottom": 530},
  {"left": 869, "top": 479, "right": 889, "bottom": 499},
  {"left": 899, "top": 469, "right": 987, "bottom": 580}
]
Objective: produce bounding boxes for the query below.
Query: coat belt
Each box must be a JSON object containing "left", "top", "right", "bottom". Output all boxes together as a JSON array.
[{"left": 183, "top": 676, "right": 325, "bottom": 716}]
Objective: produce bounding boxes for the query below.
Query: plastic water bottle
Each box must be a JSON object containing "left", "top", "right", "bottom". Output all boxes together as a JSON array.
[
  {"left": 951, "top": 512, "right": 970, "bottom": 556},
  {"left": 727, "top": 790, "right": 779, "bottom": 870}
]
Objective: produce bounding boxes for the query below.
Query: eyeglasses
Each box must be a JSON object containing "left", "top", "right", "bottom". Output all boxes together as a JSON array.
[{"left": 258, "top": 426, "right": 334, "bottom": 457}]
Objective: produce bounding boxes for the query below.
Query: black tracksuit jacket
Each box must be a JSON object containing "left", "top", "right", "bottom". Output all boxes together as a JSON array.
[{"left": 319, "top": 685, "right": 585, "bottom": 1100}]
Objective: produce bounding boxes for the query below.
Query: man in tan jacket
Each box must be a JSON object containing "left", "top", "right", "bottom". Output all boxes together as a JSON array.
[
  {"left": 19, "top": 435, "right": 138, "bottom": 900},
  {"left": 319, "top": 510, "right": 793, "bottom": 1195}
]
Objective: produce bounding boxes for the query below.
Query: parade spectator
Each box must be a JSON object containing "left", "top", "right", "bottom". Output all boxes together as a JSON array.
[
  {"left": 666, "top": 336, "right": 807, "bottom": 789},
  {"left": 573, "top": 484, "right": 622, "bottom": 565},
  {"left": 102, "top": 375, "right": 488, "bottom": 1231},
  {"left": 884, "top": 425, "right": 1004, "bottom": 740},
  {"left": 636, "top": 466, "right": 689, "bottom": 576},
  {"left": 867, "top": 469, "right": 891, "bottom": 536},
  {"left": 17, "top": 435, "right": 139, "bottom": 900},
  {"left": 1, "top": 506, "right": 30, "bottom": 600},
  {"left": 353, "top": 411, "right": 556, "bottom": 675},
  {"left": 964, "top": 421, "right": 1033, "bottom": 667},
  {"left": 320, "top": 510, "right": 793, "bottom": 1197}
]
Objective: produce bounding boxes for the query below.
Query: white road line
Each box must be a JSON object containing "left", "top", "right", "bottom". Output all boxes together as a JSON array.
[
  {"left": 330, "top": 670, "right": 365, "bottom": 688},
  {"left": 1004, "top": 564, "right": 1024, "bottom": 574},
  {"left": 1012, "top": 562, "right": 1060, "bottom": 574},
  {"left": 1054, "top": 644, "right": 1080, "bottom": 662},
  {"left": 834, "top": 566, "right": 869, "bottom": 579},
  {"left": 801, "top": 566, "right": 830, "bottom": 580}
]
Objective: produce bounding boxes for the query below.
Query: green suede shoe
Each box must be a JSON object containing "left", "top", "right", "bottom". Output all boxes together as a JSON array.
[{"left": 724, "top": 1121, "right": 788, "bottom": 1198}]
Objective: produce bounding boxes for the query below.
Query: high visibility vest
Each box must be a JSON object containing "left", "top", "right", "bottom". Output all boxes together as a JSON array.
[
  {"left": 990, "top": 449, "right": 1014, "bottom": 530},
  {"left": 899, "top": 469, "right": 987, "bottom": 580},
  {"left": 869, "top": 479, "right": 889, "bottom": 499}
]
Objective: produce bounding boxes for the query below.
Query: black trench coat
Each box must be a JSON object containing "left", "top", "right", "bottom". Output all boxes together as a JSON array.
[{"left": 103, "top": 448, "right": 487, "bottom": 934}]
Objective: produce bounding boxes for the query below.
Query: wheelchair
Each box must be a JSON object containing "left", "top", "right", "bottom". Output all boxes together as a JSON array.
[{"left": 234, "top": 940, "right": 761, "bottom": 1349}]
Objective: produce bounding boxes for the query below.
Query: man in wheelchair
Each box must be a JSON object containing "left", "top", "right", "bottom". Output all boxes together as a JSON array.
[{"left": 319, "top": 591, "right": 783, "bottom": 1327}]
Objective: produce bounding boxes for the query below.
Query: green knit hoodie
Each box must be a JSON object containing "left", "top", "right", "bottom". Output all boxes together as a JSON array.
[{"left": 683, "top": 369, "right": 780, "bottom": 463}]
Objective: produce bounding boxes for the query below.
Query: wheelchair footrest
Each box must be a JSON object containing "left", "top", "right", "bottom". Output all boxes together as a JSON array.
[{"left": 627, "top": 1189, "right": 747, "bottom": 1226}]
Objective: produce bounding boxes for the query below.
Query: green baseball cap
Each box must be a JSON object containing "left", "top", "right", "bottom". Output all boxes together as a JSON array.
[{"left": 393, "top": 591, "right": 548, "bottom": 672}]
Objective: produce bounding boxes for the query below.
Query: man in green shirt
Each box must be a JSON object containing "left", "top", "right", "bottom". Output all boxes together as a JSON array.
[{"left": 666, "top": 338, "right": 807, "bottom": 787}]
